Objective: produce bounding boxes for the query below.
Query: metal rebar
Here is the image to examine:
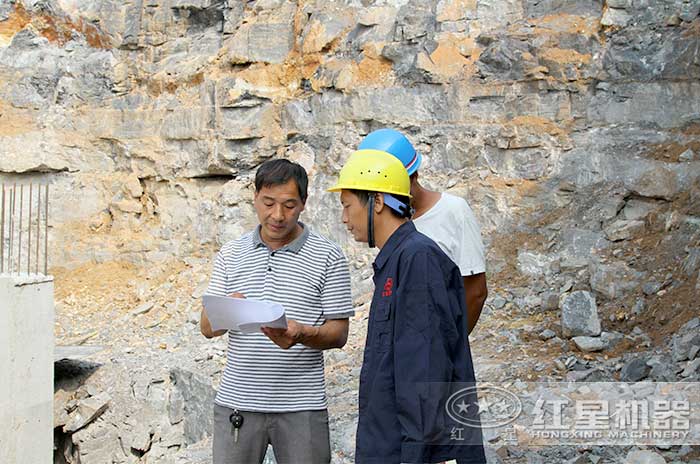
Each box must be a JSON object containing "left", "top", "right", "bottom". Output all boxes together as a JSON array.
[
  {"left": 18, "top": 184, "right": 23, "bottom": 275},
  {"left": 27, "top": 184, "right": 32, "bottom": 274},
  {"left": 44, "top": 184, "right": 49, "bottom": 275},
  {"left": 36, "top": 184, "right": 40, "bottom": 275},
  {"left": 7, "top": 186, "right": 10, "bottom": 273},
  {"left": 0, "top": 183, "right": 51, "bottom": 275},
  {"left": 1, "top": 184, "right": 5, "bottom": 274},
  {"left": 9, "top": 184, "right": 15, "bottom": 273}
]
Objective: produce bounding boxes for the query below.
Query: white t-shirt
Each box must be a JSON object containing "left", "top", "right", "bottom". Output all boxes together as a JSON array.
[{"left": 413, "top": 192, "right": 486, "bottom": 276}]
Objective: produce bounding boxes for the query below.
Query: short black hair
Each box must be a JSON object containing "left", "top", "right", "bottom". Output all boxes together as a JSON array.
[
  {"left": 255, "top": 159, "right": 308, "bottom": 202},
  {"left": 348, "top": 189, "right": 412, "bottom": 219}
]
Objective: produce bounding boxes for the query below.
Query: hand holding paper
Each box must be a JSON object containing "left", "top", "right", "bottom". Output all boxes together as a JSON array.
[
  {"left": 261, "top": 319, "right": 309, "bottom": 349},
  {"left": 202, "top": 294, "right": 288, "bottom": 334}
]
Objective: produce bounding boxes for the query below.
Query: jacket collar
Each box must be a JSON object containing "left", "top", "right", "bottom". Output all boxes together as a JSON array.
[{"left": 373, "top": 221, "right": 415, "bottom": 271}]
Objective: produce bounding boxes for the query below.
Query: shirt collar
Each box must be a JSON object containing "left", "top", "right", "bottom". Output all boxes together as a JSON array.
[
  {"left": 373, "top": 221, "right": 415, "bottom": 271},
  {"left": 252, "top": 222, "right": 309, "bottom": 253}
]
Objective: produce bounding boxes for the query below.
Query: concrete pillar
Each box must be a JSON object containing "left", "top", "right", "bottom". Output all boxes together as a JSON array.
[{"left": 0, "top": 274, "right": 54, "bottom": 464}]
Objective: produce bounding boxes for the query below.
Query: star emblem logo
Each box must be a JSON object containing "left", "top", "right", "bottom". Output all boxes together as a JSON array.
[{"left": 456, "top": 400, "right": 470, "bottom": 414}]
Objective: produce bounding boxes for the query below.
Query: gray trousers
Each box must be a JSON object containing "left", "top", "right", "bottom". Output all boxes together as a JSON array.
[{"left": 213, "top": 404, "right": 331, "bottom": 464}]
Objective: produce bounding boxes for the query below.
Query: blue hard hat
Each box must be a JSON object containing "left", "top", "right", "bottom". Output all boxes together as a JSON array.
[{"left": 358, "top": 128, "right": 422, "bottom": 175}]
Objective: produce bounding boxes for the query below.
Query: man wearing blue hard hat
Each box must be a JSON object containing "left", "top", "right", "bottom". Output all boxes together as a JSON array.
[{"left": 358, "top": 129, "right": 488, "bottom": 335}]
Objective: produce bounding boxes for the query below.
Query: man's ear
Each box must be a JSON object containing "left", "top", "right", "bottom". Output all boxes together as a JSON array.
[{"left": 373, "top": 192, "right": 385, "bottom": 214}]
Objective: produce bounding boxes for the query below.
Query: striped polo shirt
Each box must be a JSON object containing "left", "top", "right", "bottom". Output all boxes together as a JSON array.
[{"left": 207, "top": 223, "right": 354, "bottom": 412}]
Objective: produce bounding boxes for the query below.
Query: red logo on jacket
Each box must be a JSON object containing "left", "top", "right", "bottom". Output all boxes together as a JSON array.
[{"left": 382, "top": 277, "right": 393, "bottom": 297}]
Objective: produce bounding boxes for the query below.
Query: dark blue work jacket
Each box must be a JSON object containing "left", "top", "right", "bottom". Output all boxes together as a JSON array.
[{"left": 355, "top": 221, "right": 486, "bottom": 464}]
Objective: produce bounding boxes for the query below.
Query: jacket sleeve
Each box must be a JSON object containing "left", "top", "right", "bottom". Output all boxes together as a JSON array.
[{"left": 393, "top": 250, "right": 464, "bottom": 462}]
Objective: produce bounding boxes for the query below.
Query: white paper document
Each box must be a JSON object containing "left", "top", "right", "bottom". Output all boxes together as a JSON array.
[{"left": 202, "top": 294, "right": 288, "bottom": 333}]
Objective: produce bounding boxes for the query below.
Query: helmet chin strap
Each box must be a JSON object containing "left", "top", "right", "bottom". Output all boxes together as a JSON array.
[{"left": 367, "top": 193, "right": 375, "bottom": 248}]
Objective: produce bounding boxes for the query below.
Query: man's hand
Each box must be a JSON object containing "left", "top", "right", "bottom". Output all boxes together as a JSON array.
[
  {"left": 200, "top": 292, "right": 245, "bottom": 339},
  {"left": 261, "top": 320, "right": 316, "bottom": 349},
  {"left": 262, "top": 319, "right": 348, "bottom": 350}
]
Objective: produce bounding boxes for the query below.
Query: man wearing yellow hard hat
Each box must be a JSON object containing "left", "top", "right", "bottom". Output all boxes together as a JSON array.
[
  {"left": 328, "top": 150, "right": 485, "bottom": 464},
  {"left": 358, "top": 129, "right": 487, "bottom": 336}
]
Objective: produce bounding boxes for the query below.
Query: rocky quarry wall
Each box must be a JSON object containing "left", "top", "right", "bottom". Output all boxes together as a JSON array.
[{"left": 1, "top": 0, "right": 700, "bottom": 463}]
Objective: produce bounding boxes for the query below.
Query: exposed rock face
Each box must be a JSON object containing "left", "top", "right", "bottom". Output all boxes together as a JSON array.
[{"left": 0, "top": 0, "right": 697, "bottom": 271}]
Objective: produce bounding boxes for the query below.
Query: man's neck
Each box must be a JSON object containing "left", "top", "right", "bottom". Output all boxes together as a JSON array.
[
  {"left": 261, "top": 223, "right": 303, "bottom": 251},
  {"left": 411, "top": 182, "right": 441, "bottom": 219},
  {"left": 374, "top": 217, "right": 407, "bottom": 249}
]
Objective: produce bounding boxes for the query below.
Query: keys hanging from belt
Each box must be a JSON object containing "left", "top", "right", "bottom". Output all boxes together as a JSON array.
[{"left": 230, "top": 409, "right": 244, "bottom": 443}]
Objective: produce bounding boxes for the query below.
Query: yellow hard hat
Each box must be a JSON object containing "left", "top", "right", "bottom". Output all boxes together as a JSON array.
[{"left": 327, "top": 149, "right": 412, "bottom": 198}]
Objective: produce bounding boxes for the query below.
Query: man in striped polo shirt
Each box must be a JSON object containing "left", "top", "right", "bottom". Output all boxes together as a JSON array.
[{"left": 201, "top": 159, "right": 353, "bottom": 464}]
